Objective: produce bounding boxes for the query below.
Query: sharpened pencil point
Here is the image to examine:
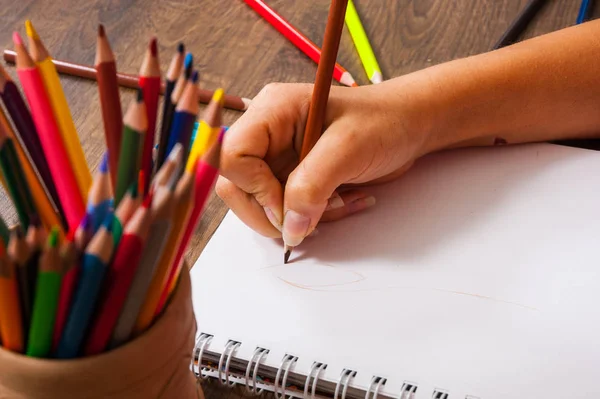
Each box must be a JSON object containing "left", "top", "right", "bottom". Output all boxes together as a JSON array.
[
  {"left": 177, "top": 42, "right": 184, "bottom": 53},
  {"left": 284, "top": 246, "right": 291, "bottom": 264},
  {"left": 142, "top": 191, "right": 154, "bottom": 208},
  {"left": 191, "top": 70, "right": 199, "bottom": 83},
  {"left": 12, "top": 32, "right": 23, "bottom": 46},
  {"left": 98, "top": 24, "right": 105, "bottom": 37},
  {"left": 48, "top": 227, "right": 60, "bottom": 247},
  {"left": 150, "top": 37, "right": 158, "bottom": 56},
  {"left": 25, "top": 20, "right": 40, "bottom": 41},
  {"left": 184, "top": 53, "right": 193, "bottom": 78},
  {"left": 99, "top": 152, "right": 109, "bottom": 173},
  {"left": 136, "top": 88, "right": 144, "bottom": 102}
]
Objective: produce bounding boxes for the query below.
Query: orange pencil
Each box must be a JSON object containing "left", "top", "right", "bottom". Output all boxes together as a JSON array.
[
  {"left": 13, "top": 32, "right": 85, "bottom": 232},
  {"left": 0, "top": 241, "right": 24, "bottom": 352}
]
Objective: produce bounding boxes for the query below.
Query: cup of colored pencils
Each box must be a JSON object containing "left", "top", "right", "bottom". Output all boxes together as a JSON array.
[{"left": 0, "top": 19, "right": 223, "bottom": 377}]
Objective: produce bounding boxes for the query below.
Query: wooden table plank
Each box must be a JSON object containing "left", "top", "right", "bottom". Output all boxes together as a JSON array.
[{"left": 0, "top": 1, "right": 590, "bottom": 397}]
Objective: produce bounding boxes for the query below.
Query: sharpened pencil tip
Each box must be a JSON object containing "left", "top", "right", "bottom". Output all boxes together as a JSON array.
[
  {"left": 191, "top": 70, "right": 199, "bottom": 83},
  {"left": 25, "top": 20, "right": 39, "bottom": 41},
  {"left": 136, "top": 88, "right": 144, "bottom": 102},
  {"left": 284, "top": 248, "right": 291, "bottom": 264},
  {"left": 99, "top": 152, "right": 109, "bottom": 173},
  {"left": 12, "top": 32, "right": 23, "bottom": 46},
  {"left": 150, "top": 37, "right": 158, "bottom": 56},
  {"left": 177, "top": 42, "right": 184, "bottom": 54},
  {"left": 98, "top": 24, "right": 105, "bottom": 37},
  {"left": 48, "top": 227, "right": 60, "bottom": 247},
  {"left": 142, "top": 191, "right": 154, "bottom": 208}
]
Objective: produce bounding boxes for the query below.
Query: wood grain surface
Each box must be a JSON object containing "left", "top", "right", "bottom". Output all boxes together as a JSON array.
[{"left": 0, "top": 1, "right": 591, "bottom": 397}]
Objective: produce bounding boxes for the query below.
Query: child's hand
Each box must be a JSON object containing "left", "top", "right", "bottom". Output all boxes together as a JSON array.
[{"left": 216, "top": 81, "right": 429, "bottom": 248}]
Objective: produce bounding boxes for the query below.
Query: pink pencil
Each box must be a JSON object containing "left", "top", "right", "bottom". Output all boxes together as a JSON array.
[{"left": 13, "top": 32, "right": 84, "bottom": 231}]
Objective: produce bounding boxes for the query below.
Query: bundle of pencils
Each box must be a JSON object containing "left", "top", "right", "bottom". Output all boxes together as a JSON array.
[{"left": 0, "top": 22, "right": 225, "bottom": 359}]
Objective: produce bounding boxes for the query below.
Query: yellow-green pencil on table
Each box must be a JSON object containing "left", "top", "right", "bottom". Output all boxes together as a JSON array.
[
  {"left": 344, "top": 0, "right": 383, "bottom": 84},
  {"left": 27, "top": 227, "right": 62, "bottom": 357}
]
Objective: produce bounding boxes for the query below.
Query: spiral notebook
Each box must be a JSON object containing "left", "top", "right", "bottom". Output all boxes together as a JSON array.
[{"left": 190, "top": 143, "right": 600, "bottom": 399}]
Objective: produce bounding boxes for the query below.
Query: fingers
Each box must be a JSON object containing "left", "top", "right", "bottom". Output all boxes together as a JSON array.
[
  {"left": 320, "top": 190, "right": 376, "bottom": 222},
  {"left": 215, "top": 176, "right": 281, "bottom": 238}
]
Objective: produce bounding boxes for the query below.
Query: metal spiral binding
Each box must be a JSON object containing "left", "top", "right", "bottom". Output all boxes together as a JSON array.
[
  {"left": 274, "top": 353, "right": 298, "bottom": 399},
  {"left": 400, "top": 382, "right": 418, "bottom": 399},
  {"left": 304, "top": 362, "right": 327, "bottom": 399},
  {"left": 217, "top": 339, "right": 241, "bottom": 386},
  {"left": 245, "top": 347, "right": 270, "bottom": 395},
  {"left": 333, "top": 369, "right": 357, "bottom": 399},
  {"left": 191, "top": 333, "right": 213, "bottom": 379},
  {"left": 365, "top": 376, "right": 387, "bottom": 399},
  {"left": 432, "top": 390, "right": 449, "bottom": 399}
]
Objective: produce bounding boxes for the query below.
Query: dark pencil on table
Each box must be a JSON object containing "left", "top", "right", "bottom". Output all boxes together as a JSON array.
[
  {"left": 492, "top": 0, "right": 548, "bottom": 50},
  {"left": 96, "top": 24, "right": 123, "bottom": 188},
  {"left": 285, "top": 0, "right": 349, "bottom": 263},
  {"left": 3, "top": 49, "right": 251, "bottom": 111},
  {"left": 156, "top": 43, "right": 185, "bottom": 170}
]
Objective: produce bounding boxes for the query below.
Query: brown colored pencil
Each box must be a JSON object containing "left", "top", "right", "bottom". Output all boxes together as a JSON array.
[
  {"left": 285, "top": 0, "right": 349, "bottom": 264},
  {"left": 96, "top": 24, "right": 123, "bottom": 188},
  {"left": 3, "top": 49, "right": 251, "bottom": 111},
  {"left": 7, "top": 227, "right": 31, "bottom": 341}
]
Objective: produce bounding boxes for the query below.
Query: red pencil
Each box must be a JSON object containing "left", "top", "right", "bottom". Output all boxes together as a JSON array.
[
  {"left": 139, "top": 38, "right": 161, "bottom": 193},
  {"left": 84, "top": 194, "right": 153, "bottom": 356},
  {"left": 243, "top": 0, "right": 357, "bottom": 87},
  {"left": 13, "top": 32, "right": 85, "bottom": 231},
  {"left": 154, "top": 129, "right": 223, "bottom": 314}
]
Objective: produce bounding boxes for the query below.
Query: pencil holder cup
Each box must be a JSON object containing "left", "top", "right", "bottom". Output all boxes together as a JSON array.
[{"left": 0, "top": 265, "right": 201, "bottom": 399}]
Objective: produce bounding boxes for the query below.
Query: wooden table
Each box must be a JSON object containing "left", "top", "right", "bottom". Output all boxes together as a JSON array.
[{"left": 0, "top": 1, "right": 589, "bottom": 397}]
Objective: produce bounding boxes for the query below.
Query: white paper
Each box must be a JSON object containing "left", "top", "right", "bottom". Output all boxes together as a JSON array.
[{"left": 192, "top": 143, "right": 600, "bottom": 398}]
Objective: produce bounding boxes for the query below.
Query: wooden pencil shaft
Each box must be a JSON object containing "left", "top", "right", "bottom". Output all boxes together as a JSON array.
[
  {"left": 3, "top": 50, "right": 249, "bottom": 111},
  {"left": 156, "top": 81, "right": 177, "bottom": 169},
  {"left": 115, "top": 126, "right": 144, "bottom": 204},
  {"left": 492, "top": 0, "right": 548, "bottom": 49},
  {"left": 300, "top": 0, "right": 349, "bottom": 161},
  {"left": 97, "top": 61, "right": 123, "bottom": 188}
]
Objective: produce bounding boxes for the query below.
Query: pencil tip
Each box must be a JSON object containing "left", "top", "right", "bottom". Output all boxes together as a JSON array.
[
  {"left": 218, "top": 127, "right": 226, "bottom": 143},
  {"left": 212, "top": 88, "right": 224, "bottom": 106},
  {"left": 25, "top": 20, "right": 39, "bottom": 41},
  {"left": 99, "top": 152, "right": 109, "bottom": 173},
  {"left": 284, "top": 248, "right": 291, "bottom": 264},
  {"left": 177, "top": 42, "right": 185, "bottom": 54},
  {"left": 48, "top": 227, "right": 60, "bottom": 247},
  {"left": 98, "top": 24, "right": 105, "bottom": 37},
  {"left": 150, "top": 37, "right": 158, "bottom": 56},
  {"left": 191, "top": 70, "right": 199, "bottom": 83},
  {"left": 184, "top": 53, "right": 193, "bottom": 77},
  {"left": 351, "top": 83, "right": 358, "bottom": 88},
  {"left": 128, "top": 181, "right": 139, "bottom": 199},
  {"left": 142, "top": 191, "right": 154, "bottom": 208},
  {"left": 136, "top": 88, "right": 144, "bottom": 102},
  {"left": 12, "top": 32, "right": 23, "bottom": 46}
]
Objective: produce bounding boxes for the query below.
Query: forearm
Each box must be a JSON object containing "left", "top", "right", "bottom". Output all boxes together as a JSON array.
[{"left": 385, "top": 20, "right": 600, "bottom": 154}]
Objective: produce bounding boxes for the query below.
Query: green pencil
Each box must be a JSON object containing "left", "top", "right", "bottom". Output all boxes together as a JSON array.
[
  {"left": 115, "top": 89, "right": 147, "bottom": 205},
  {"left": 0, "top": 136, "right": 36, "bottom": 228},
  {"left": 27, "top": 227, "right": 62, "bottom": 357}
]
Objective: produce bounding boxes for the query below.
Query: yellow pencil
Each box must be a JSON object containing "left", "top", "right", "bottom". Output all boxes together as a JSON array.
[
  {"left": 0, "top": 107, "right": 63, "bottom": 234},
  {"left": 186, "top": 89, "right": 224, "bottom": 172},
  {"left": 25, "top": 20, "right": 91, "bottom": 200},
  {"left": 344, "top": 0, "right": 383, "bottom": 84}
]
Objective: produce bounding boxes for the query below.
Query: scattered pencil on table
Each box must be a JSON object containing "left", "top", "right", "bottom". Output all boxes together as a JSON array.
[{"left": 0, "top": 22, "right": 226, "bottom": 359}]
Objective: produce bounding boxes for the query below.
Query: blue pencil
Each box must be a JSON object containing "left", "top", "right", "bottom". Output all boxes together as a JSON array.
[
  {"left": 165, "top": 70, "right": 200, "bottom": 156},
  {"left": 577, "top": 0, "right": 594, "bottom": 24},
  {"left": 86, "top": 152, "right": 113, "bottom": 232},
  {"left": 55, "top": 214, "right": 114, "bottom": 358}
]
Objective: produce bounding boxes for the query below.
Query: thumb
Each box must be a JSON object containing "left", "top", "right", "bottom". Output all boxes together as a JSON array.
[{"left": 282, "top": 122, "right": 367, "bottom": 247}]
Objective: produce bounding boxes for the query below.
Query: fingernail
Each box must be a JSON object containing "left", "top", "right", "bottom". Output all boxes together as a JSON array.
[
  {"left": 347, "top": 196, "right": 376, "bottom": 214},
  {"left": 282, "top": 210, "right": 310, "bottom": 247},
  {"left": 325, "top": 193, "right": 344, "bottom": 211},
  {"left": 264, "top": 207, "right": 282, "bottom": 231}
]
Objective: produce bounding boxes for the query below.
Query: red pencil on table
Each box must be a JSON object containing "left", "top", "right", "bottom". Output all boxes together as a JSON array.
[
  {"left": 84, "top": 194, "right": 153, "bottom": 356},
  {"left": 154, "top": 129, "right": 223, "bottom": 314},
  {"left": 243, "top": 0, "right": 357, "bottom": 87},
  {"left": 13, "top": 32, "right": 85, "bottom": 231},
  {"left": 139, "top": 38, "right": 161, "bottom": 193}
]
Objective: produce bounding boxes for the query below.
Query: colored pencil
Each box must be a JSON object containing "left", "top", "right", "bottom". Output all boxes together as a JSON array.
[
  {"left": 166, "top": 70, "right": 199, "bottom": 157},
  {"left": 153, "top": 143, "right": 183, "bottom": 190},
  {"left": 0, "top": 106, "right": 65, "bottom": 231},
  {"left": 115, "top": 89, "right": 147, "bottom": 204},
  {"left": 0, "top": 241, "right": 24, "bottom": 352},
  {"left": 158, "top": 129, "right": 223, "bottom": 312},
  {"left": 0, "top": 64, "right": 63, "bottom": 215},
  {"left": 14, "top": 32, "right": 85, "bottom": 232},
  {"left": 56, "top": 214, "right": 114, "bottom": 359},
  {"left": 243, "top": 0, "right": 357, "bottom": 87},
  {"left": 3, "top": 50, "right": 252, "bottom": 111},
  {"left": 110, "top": 181, "right": 176, "bottom": 348},
  {"left": 492, "top": 0, "right": 548, "bottom": 50},
  {"left": 27, "top": 227, "right": 62, "bottom": 357},
  {"left": 139, "top": 38, "right": 161, "bottom": 192},
  {"left": 25, "top": 21, "right": 91, "bottom": 199},
  {"left": 8, "top": 227, "right": 30, "bottom": 342},
  {"left": 85, "top": 195, "right": 153, "bottom": 355},
  {"left": 187, "top": 89, "right": 224, "bottom": 172},
  {"left": 0, "top": 215, "right": 8, "bottom": 246},
  {"left": 87, "top": 152, "right": 113, "bottom": 232},
  {"left": 156, "top": 43, "right": 185, "bottom": 170},
  {"left": 168, "top": 54, "right": 193, "bottom": 112},
  {"left": 286, "top": 0, "right": 349, "bottom": 264},
  {"left": 577, "top": 0, "right": 595, "bottom": 24},
  {"left": 52, "top": 233, "right": 79, "bottom": 353},
  {"left": 0, "top": 125, "right": 36, "bottom": 228},
  {"left": 133, "top": 171, "right": 194, "bottom": 335},
  {"left": 25, "top": 217, "right": 46, "bottom": 317},
  {"left": 112, "top": 183, "right": 141, "bottom": 248},
  {"left": 96, "top": 24, "right": 123, "bottom": 188},
  {"left": 74, "top": 213, "right": 93, "bottom": 252},
  {"left": 345, "top": 0, "right": 382, "bottom": 84}
]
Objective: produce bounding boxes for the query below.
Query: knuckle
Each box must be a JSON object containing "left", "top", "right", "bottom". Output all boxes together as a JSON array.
[{"left": 287, "top": 170, "right": 327, "bottom": 205}]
